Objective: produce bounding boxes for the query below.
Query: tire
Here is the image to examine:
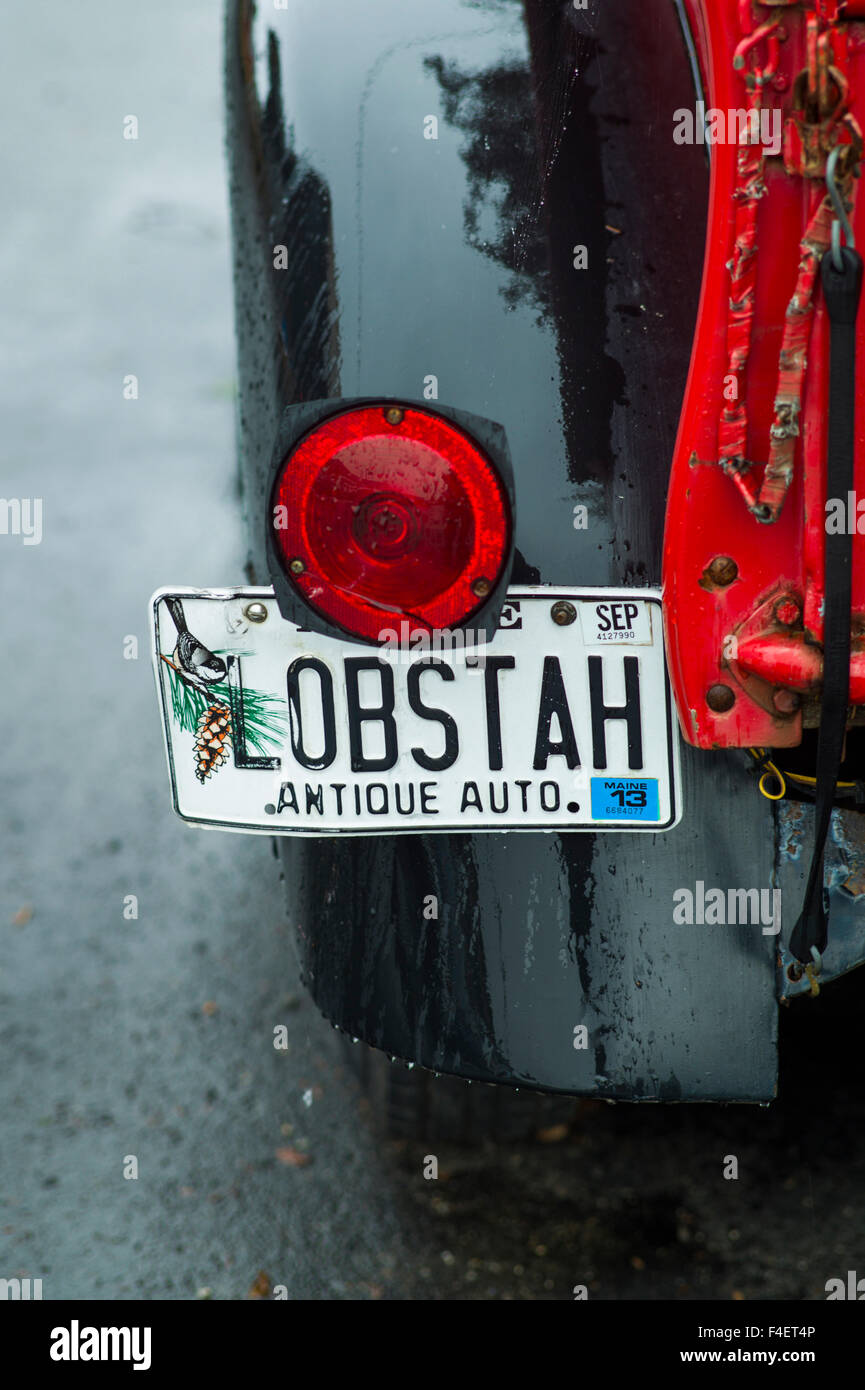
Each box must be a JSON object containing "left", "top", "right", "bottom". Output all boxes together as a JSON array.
[{"left": 340, "top": 1037, "right": 577, "bottom": 1145}]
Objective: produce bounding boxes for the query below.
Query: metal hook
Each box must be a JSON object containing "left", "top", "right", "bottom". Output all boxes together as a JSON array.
[
  {"left": 826, "top": 146, "right": 855, "bottom": 271},
  {"left": 732, "top": 16, "right": 781, "bottom": 73}
]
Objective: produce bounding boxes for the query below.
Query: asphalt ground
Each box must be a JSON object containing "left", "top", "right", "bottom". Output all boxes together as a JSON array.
[{"left": 2, "top": 0, "right": 864, "bottom": 1303}]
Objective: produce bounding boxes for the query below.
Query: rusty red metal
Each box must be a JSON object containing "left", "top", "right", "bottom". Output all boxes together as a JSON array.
[
  {"left": 756, "top": 190, "right": 833, "bottom": 520},
  {"left": 663, "top": 0, "right": 865, "bottom": 748},
  {"left": 716, "top": 20, "right": 775, "bottom": 507}
]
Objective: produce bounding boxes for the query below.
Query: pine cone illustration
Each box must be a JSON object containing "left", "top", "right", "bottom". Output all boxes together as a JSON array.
[{"left": 194, "top": 703, "right": 232, "bottom": 782}]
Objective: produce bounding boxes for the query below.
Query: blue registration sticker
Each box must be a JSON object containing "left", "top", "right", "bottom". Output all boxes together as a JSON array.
[{"left": 590, "top": 777, "right": 659, "bottom": 822}]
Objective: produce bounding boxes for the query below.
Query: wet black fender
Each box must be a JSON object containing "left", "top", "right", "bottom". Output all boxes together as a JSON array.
[{"left": 224, "top": 0, "right": 778, "bottom": 1099}]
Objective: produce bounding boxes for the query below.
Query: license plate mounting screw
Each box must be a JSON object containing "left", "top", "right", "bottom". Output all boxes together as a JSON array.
[
  {"left": 289, "top": 558, "right": 305, "bottom": 575},
  {"left": 244, "top": 602, "right": 268, "bottom": 624},
  {"left": 551, "top": 600, "right": 576, "bottom": 625}
]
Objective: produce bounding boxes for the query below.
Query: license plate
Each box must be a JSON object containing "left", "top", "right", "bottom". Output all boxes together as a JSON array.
[{"left": 150, "top": 587, "right": 681, "bottom": 835}]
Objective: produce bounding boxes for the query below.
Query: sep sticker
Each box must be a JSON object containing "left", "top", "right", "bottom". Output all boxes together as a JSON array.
[
  {"left": 580, "top": 600, "right": 653, "bottom": 644},
  {"left": 590, "top": 777, "right": 659, "bottom": 822}
]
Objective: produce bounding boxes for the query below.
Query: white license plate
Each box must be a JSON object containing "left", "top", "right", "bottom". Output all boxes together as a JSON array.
[{"left": 150, "top": 587, "right": 681, "bottom": 835}]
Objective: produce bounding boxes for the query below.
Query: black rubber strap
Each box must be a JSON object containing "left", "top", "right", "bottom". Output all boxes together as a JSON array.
[{"left": 789, "top": 244, "right": 863, "bottom": 965}]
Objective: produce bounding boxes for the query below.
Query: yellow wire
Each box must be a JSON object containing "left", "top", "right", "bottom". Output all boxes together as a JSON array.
[
  {"left": 748, "top": 746, "right": 857, "bottom": 798},
  {"left": 758, "top": 763, "right": 786, "bottom": 800},
  {"left": 781, "top": 770, "right": 856, "bottom": 788}
]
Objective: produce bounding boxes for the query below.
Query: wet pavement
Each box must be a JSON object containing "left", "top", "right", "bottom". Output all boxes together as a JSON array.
[{"left": 2, "top": 0, "right": 864, "bottom": 1302}]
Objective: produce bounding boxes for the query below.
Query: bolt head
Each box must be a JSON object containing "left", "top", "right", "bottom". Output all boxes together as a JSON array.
[
  {"left": 471, "top": 577, "right": 492, "bottom": 598},
  {"left": 706, "top": 555, "right": 738, "bottom": 587},
  {"left": 384, "top": 407, "right": 405, "bottom": 426},
  {"left": 551, "top": 600, "right": 577, "bottom": 626},
  {"left": 773, "top": 687, "right": 801, "bottom": 714},
  {"left": 706, "top": 683, "right": 735, "bottom": 713},
  {"left": 775, "top": 597, "right": 800, "bottom": 627},
  {"left": 244, "top": 601, "right": 268, "bottom": 624},
  {"left": 289, "top": 558, "right": 305, "bottom": 575}
]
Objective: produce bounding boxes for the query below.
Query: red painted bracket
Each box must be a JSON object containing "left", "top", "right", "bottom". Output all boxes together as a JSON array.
[{"left": 663, "top": 0, "right": 865, "bottom": 748}]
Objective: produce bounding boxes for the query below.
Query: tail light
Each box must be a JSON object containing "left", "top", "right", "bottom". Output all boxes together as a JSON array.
[{"left": 267, "top": 401, "right": 514, "bottom": 643}]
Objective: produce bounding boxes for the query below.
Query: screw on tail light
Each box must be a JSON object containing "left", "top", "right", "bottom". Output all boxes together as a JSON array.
[{"left": 266, "top": 399, "right": 516, "bottom": 644}]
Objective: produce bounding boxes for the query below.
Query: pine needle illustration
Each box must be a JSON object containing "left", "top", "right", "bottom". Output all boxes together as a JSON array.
[
  {"left": 161, "top": 656, "right": 286, "bottom": 761},
  {"left": 194, "top": 703, "right": 232, "bottom": 782}
]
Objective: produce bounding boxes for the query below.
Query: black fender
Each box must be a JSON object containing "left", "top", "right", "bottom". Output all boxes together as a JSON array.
[{"left": 224, "top": 0, "right": 778, "bottom": 1098}]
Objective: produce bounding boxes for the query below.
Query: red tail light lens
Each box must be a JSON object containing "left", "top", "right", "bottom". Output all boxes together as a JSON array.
[{"left": 271, "top": 404, "right": 511, "bottom": 641}]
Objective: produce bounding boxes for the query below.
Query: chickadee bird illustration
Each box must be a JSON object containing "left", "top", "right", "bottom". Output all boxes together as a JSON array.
[{"left": 161, "top": 597, "right": 226, "bottom": 694}]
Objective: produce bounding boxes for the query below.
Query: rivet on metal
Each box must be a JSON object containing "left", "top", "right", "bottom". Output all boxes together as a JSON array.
[
  {"left": 706, "top": 683, "right": 735, "bottom": 712},
  {"left": 706, "top": 555, "right": 738, "bottom": 587}
]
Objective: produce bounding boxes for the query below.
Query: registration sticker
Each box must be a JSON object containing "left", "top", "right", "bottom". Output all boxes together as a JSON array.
[{"left": 590, "top": 777, "right": 660, "bottom": 822}]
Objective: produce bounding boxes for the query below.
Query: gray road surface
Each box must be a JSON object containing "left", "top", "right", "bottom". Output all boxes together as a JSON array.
[{"left": 2, "top": 0, "right": 864, "bottom": 1302}]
